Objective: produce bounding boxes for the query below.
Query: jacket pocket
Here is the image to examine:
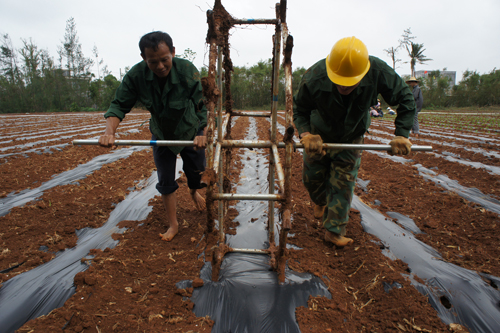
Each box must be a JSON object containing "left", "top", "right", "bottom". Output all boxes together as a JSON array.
[
  {"left": 159, "top": 100, "right": 189, "bottom": 137},
  {"left": 173, "top": 100, "right": 198, "bottom": 138}
]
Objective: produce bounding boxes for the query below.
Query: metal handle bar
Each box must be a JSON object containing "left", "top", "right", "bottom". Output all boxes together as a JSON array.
[{"left": 73, "top": 139, "right": 432, "bottom": 151}]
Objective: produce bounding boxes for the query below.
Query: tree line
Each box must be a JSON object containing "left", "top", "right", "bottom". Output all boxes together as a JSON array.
[
  {"left": 1, "top": 20, "right": 498, "bottom": 114},
  {"left": 416, "top": 69, "right": 500, "bottom": 108},
  {"left": 385, "top": 28, "right": 500, "bottom": 108},
  {"left": 0, "top": 17, "right": 121, "bottom": 113},
  {"left": 201, "top": 60, "right": 306, "bottom": 110}
]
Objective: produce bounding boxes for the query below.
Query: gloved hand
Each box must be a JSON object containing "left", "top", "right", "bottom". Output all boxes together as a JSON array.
[
  {"left": 389, "top": 136, "right": 412, "bottom": 155},
  {"left": 300, "top": 134, "right": 325, "bottom": 159}
]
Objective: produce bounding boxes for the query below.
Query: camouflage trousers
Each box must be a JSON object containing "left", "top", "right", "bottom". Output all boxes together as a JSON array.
[{"left": 302, "top": 137, "right": 363, "bottom": 235}]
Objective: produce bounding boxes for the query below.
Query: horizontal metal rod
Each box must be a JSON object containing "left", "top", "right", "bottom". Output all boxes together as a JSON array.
[
  {"left": 233, "top": 19, "right": 278, "bottom": 25},
  {"left": 73, "top": 139, "right": 432, "bottom": 152},
  {"left": 211, "top": 193, "right": 284, "bottom": 201},
  {"left": 222, "top": 140, "right": 279, "bottom": 148},
  {"left": 227, "top": 248, "right": 270, "bottom": 255},
  {"left": 73, "top": 139, "right": 191, "bottom": 147},
  {"left": 231, "top": 111, "right": 271, "bottom": 117}
]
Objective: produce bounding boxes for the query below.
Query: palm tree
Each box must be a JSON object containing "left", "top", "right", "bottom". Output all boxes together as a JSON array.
[{"left": 406, "top": 42, "right": 432, "bottom": 77}]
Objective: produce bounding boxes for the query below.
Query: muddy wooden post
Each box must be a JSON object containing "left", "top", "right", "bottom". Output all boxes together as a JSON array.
[
  {"left": 276, "top": 0, "right": 293, "bottom": 283},
  {"left": 216, "top": 48, "right": 225, "bottom": 248},
  {"left": 268, "top": 2, "right": 282, "bottom": 251},
  {"left": 202, "top": 0, "right": 236, "bottom": 282},
  {"left": 202, "top": 9, "right": 219, "bottom": 235},
  {"left": 221, "top": 24, "right": 234, "bottom": 249},
  {"left": 202, "top": 7, "right": 222, "bottom": 281}
]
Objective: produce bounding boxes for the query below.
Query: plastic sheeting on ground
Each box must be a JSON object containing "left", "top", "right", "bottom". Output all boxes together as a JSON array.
[
  {"left": 192, "top": 255, "right": 330, "bottom": 333},
  {"left": 0, "top": 146, "right": 149, "bottom": 217},
  {"left": 353, "top": 196, "right": 500, "bottom": 332},
  {"left": 367, "top": 149, "right": 500, "bottom": 215},
  {"left": 0, "top": 173, "right": 160, "bottom": 333}
]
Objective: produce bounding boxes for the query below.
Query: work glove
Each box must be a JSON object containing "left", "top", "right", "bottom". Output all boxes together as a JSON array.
[
  {"left": 389, "top": 136, "right": 412, "bottom": 155},
  {"left": 300, "top": 134, "right": 325, "bottom": 159}
]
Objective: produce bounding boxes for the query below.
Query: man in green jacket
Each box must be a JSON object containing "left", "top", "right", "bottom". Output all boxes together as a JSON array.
[
  {"left": 293, "top": 36, "right": 415, "bottom": 247},
  {"left": 99, "top": 31, "right": 207, "bottom": 242}
]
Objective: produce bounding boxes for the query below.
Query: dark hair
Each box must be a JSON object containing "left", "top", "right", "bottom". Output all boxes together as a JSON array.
[{"left": 139, "top": 31, "right": 174, "bottom": 55}]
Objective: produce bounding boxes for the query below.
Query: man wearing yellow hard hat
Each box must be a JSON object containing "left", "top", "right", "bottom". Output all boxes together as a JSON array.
[{"left": 293, "top": 36, "right": 416, "bottom": 247}]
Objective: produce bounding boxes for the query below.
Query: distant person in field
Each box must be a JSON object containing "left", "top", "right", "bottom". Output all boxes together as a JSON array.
[
  {"left": 293, "top": 36, "right": 416, "bottom": 247},
  {"left": 369, "top": 99, "right": 383, "bottom": 117},
  {"left": 98, "top": 31, "right": 207, "bottom": 242},
  {"left": 387, "top": 107, "right": 396, "bottom": 115},
  {"left": 406, "top": 77, "right": 423, "bottom": 138}
]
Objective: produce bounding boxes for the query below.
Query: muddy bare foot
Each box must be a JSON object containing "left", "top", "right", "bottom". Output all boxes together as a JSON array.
[
  {"left": 190, "top": 190, "right": 206, "bottom": 211},
  {"left": 159, "top": 225, "right": 178, "bottom": 242}
]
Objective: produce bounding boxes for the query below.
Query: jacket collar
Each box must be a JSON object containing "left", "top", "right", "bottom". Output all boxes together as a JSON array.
[{"left": 144, "top": 59, "right": 180, "bottom": 91}]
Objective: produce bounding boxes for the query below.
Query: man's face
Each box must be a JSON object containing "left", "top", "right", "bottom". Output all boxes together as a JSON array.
[
  {"left": 141, "top": 42, "right": 175, "bottom": 78},
  {"left": 335, "top": 82, "right": 360, "bottom": 95},
  {"left": 409, "top": 81, "right": 417, "bottom": 87}
]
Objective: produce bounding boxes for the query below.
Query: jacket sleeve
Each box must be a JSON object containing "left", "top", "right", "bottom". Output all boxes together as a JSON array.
[
  {"left": 376, "top": 65, "right": 416, "bottom": 138},
  {"left": 415, "top": 86, "right": 423, "bottom": 112},
  {"left": 104, "top": 74, "right": 138, "bottom": 120},
  {"left": 293, "top": 74, "right": 315, "bottom": 136}
]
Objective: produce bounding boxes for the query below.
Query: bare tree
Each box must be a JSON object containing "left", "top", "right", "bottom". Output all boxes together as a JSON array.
[
  {"left": 383, "top": 46, "right": 402, "bottom": 70},
  {"left": 19, "top": 38, "right": 42, "bottom": 85},
  {"left": 399, "top": 28, "right": 416, "bottom": 49},
  {"left": 0, "top": 34, "right": 20, "bottom": 83},
  {"left": 57, "top": 17, "right": 93, "bottom": 78},
  {"left": 176, "top": 48, "right": 196, "bottom": 63},
  {"left": 92, "top": 44, "right": 103, "bottom": 80}
]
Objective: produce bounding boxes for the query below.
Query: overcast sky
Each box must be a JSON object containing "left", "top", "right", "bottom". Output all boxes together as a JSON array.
[{"left": 2, "top": 0, "right": 499, "bottom": 83}]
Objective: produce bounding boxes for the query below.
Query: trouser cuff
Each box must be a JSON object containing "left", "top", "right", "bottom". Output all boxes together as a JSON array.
[{"left": 323, "top": 223, "right": 347, "bottom": 236}]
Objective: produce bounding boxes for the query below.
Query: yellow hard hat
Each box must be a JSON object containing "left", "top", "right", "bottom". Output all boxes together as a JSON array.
[{"left": 325, "top": 36, "right": 370, "bottom": 86}]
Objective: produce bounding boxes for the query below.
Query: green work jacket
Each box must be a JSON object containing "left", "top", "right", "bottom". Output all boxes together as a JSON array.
[
  {"left": 293, "top": 56, "right": 416, "bottom": 143},
  {"left": 104, "top": 57, "right": 207, "bottom": 154}
]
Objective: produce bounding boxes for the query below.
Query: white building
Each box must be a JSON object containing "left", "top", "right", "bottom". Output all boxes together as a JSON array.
[{"left": 414, "top": 70, "right": 456, "bottom": 86}]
